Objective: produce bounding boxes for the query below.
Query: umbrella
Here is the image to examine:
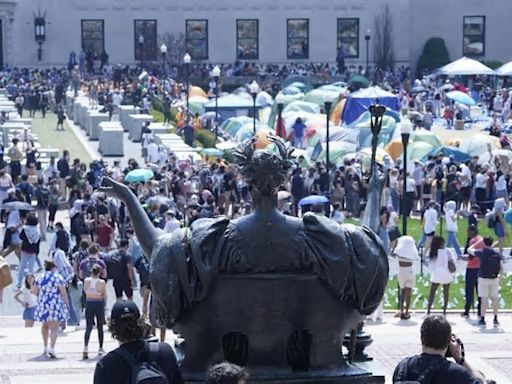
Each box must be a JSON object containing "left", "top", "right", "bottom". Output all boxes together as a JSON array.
[
  {"left": 439, "top": 83, "right": 454, "bottom": 92},
  {"left": 202, "top": 148, "right": 223, "bottom": 157},
  {"left": 278, "top": 191, "right": 291, "bottom": 200},
  {"left": 446, "top": 91, "right": 476, "bottom": 106},
  {"left": 189, "top": 86, "right": 207, "bottom": 98},
  {"left": 299, "top": 195, "right": 329, "bottom": 206},
  {"left": 1, "top": 201, "right": 34, "bottom": 211},
  {"left": 124, "top": 169, "right": 154, "bottom": 183},
  {"left": 348, "top": 75, "right": 370, "bottom": 89}
]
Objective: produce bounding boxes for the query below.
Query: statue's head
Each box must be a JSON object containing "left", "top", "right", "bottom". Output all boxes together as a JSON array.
[{"left": 234, "top": 134, "right": 294, "bottom": 196}]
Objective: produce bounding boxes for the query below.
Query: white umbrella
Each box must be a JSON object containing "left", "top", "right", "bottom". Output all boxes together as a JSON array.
[
  {"left": 437, "top": 57, "right": 496, "bottom": 76},
  {"left": 496, "top": 61, "right": 512, "bottom": 76}
]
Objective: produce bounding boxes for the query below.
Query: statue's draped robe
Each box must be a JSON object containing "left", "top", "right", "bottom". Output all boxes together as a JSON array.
[{"left": 150, "top": 212, "right": 389, "bottom": 328}]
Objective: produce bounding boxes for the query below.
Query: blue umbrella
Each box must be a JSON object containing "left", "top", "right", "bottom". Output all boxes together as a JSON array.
[
  {"left": 446, "top": 91, "right": 476, "bottom": 106},
  {"left": 299, "top": 195, "right": 329, "bottom": 206},
  {"left": 124, "top": 169, "right": 154, "bottom": 183},
  {"left": 202, "top": 148, "right": 223, "bottom": 157}
]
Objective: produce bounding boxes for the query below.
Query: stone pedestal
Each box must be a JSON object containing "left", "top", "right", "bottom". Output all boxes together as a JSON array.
[
  {"left": 148, "top": 122, "right": 169, "bottom": 135},
  {"left": 99, "top": 122, "right": 124, "bottom": 156},
  {"left": 128, "top": 114, "right": 153, "bottom": 142},
  {"left": 118, "top": 105, "right": 137, "bottom": 132},
  {"left": 88, "top": 112, "right": 110, "bottom": 140},
  {"left": 79, "top": 102, "right": 91, "bottom": 130}
]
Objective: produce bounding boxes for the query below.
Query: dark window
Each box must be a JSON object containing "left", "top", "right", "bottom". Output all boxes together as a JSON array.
[
  {"left": 81, "top": 20, "right": 104, "bottom": 56},
  {"left": 237, "top": 19, "right": 258, "bottom": 60},
  {"left": 337, "top": 18, "right": 359, "bottom": 58},
  {"left": 287, "top": 19, "right": 309, "bottom": 59},
  {"left": 186, "top": 20, "right": 208, "bottom": 60},
  {"left": 134, "top": 19, "right": 157, "bottom": 61},
  {"left": 463, "top": 16, "right": 485, "bottom": 56}
]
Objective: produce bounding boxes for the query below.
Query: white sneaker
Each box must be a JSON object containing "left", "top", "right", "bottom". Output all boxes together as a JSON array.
[
  {"left": 47, "top": 347, "right": 57, "bottom": 359},
  {"left": 98, "top": 347, "right": 105, "bottom": 356},
  {"left": 43, "top": 346, "right": 48, "bottom": 355}
]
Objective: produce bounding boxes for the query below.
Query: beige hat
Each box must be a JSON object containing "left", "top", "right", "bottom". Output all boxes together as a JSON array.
[{"left": 393, "top": 236, "right": 420, "bottom": 261}]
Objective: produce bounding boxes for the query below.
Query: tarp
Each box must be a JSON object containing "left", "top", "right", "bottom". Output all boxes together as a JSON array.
[
  {"left": 460, "top": 134, "right": 501, "bottom": 164},
  {"left": 496, "top": 61, "right": 512, "bottom": 76},
  {"left": 437, "top": 57, "right": 496, "bottom": 76},
  {"left": 342, "top": 87, "right": 400, "bottom": 125},
  {"left": 303, "top": 88, "right": 341, "bottom": 105},
  {"left": 283, "top": 100, "right": 321, "bottom": 116},
  {"left": 421, "top": 146, "right": 471, "bottom": 163},
  {"left": 349, "top": 112, "right": 398, "bottom": 149}
]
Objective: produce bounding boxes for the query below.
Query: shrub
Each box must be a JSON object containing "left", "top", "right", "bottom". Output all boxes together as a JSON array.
[
  {"left": 480, "top": 60, "right": 503, "bottom": 70},
  {"left": 151, "top": 110, "right": 164, "bottom": 123},
  {"left": 416, "top": 37, "right": 451, "bottom": 75},
  {"left": 195, "top": 129, "right": 216, "bottom": 148}
]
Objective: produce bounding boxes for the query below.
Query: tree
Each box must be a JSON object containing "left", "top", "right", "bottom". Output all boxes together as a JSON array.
[
  {"left": 373, "top": 4, "right": 395, "bottom": 70},
  {"left": 416, "top": 37, "right": 451, "bottom": 75},
  {"left": 159, "top": 32, "right": 186, "bottom": 66}
]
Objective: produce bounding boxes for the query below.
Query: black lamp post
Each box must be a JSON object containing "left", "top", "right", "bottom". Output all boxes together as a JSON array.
[
  {"left": 324, "top": 100, "right": 332, "bottom": 217},
  {"left": 365, "top": 29, "right": 371, "bottom": 76},
  {"left": 160, "top": 43, "right": 167, "bottom": 77},
  {"left": 276, "top": 93, "right": 285, "bottom": 138},
  {"left": 249, "top": 80, "right": 259, "bottom": 134},
  {"left": 400, "top": 118, "right": 412, "bottom": 235},
  {"left": 34, "top": 11, "right": 46, "bottom": 61},
  {"left": 369, "top": 103, "right": 386, "bottom": 178},
  {"left": 212, "top": 65, "right": 221, "bottom": 142},
  {"left": 138, "top": 35, "right": 145, "bottom": 69},
  {"left": 183, "top": 53, "right": 191, "bottom": 115}
]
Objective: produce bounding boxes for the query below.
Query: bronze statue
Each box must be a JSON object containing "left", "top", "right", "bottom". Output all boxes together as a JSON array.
[{"left": 102, "top": 135, "right": 388, "bottom": 382}]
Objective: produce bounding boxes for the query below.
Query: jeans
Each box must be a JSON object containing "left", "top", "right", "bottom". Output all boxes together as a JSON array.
[
  {"left": 417, "top": 232, "right": 427, "bottom": 249},
  {"left": 464, "top": 268, "right": 481, "bottom": 315},
  {"left": 17, "top": 252, "right": 37, "bottom": 288},
  {"left": 391, "top": 189, "right": 400, "bottom": 214},
  {"left": 37, "top": 209, "right": 48, "bottom": 241},
  {"left": 66, "top": 288, "right": 79, "bottom": 326},
  {"left": 379, "top": 227, "right": 390, "bottom": 254},
  {"left": 446, "top": 231, "right": 462, "bottom": 257}
]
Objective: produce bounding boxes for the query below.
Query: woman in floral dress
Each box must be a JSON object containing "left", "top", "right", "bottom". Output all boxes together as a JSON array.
[{"left": 34, "top": 260, "right": 69, "bottom": 358}]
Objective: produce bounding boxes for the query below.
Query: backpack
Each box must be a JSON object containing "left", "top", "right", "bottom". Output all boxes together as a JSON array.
[
  {"left": 486, "top": 212, "right": 496, "bottom": 229},
  {"left": 105, "top": 250, "right": 126, "bottom": 281},
  {"left": 36, "top": 187, "right": 50, "bottom": 209},
  {"left": 55, "top": 230, "right": 70, "bottom": 254},
  {"left": 115, "top": 342, "right": 168, "bottom": 384},
  {"left": 83, "top": 257, "right": 102, "bottom": 279},
  {"left": 395, "top": 357, "right": 449, "bottom": 384}
]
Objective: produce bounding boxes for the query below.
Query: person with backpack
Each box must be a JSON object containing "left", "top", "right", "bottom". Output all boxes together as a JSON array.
[
  {"left": 33, "top": 178, "right": 50, "bottom": 241},
  {"left": 93, "top": 300, "right": 183, "bottom": 384},
  {"left": 393, "top": 315, "right": 486, "bottom": 383},
  {"left": 49, "top": 222, "right": 70, "bottom": 257},
  {"left": 468, "top": 237, "right": 505, "bottom": 327},
  {"left": 107, "top": 240, "right": 134, "bottom": 301},
  {"left": 79, "top": 245, "right": 107, "bottom": 281}
]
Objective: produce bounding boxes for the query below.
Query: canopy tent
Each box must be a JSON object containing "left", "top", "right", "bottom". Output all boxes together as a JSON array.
[
  {"left": 496, "top": 61, "right": 512, "bottom": 76},
  {"left": 421, "top": 146, "right": 471, "bottom": 163},
  {"left": 341, "top": 87, "right": 400, "bottom": 125},
  {"left": 436, "top": 57, "right": 496, "bottom": 76}
]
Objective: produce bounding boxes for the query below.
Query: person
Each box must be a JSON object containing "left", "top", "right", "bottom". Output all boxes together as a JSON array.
[
  {"left": 419, "top": 201, "right": 438, "bottom": 256},
  {"left": 379, "top": 206, "right": 390, "bottom": 254},
  {"left": 162, "top": 96, "right": 172, "bottom": 126},
  {"left": 79, "top": 245, "right": 107, "bottom": 281},
  {"left": 33, "top": 178, "right": 50, "bottom": 242},
  {"left": 134, "top": 251, "right": 151, "bottom": 318},
  {"left": 56, "top": 104, "right": 66, "bottom": 130},
  {"left": 163, "top": 210, "right": 180, "bottom": 233},
  {"left": 48, "top": 222, "right": 70, "bottom": 257},
  {"left": 426, "top": 236, "right": 456, "bottom": 315},
  {"left": 83, "top": 264, "right": 107, "bottom": 359},
  {"left": 68, "top": 274, "right": 84, "bottom": 329},
  {"left": 93, "top": 300, "right": 184, "bottom": 384},
  {"left": 444, "top": 200, "right": 462, "bottom": 259},
  {"left": 109, "top": 239, "right": 134, "bottom": 301},
  {"left": 95, "top": 214, "right": 114, "bottom": 252},
  {"left": 292, "top": 117, "right": 306, "bottom": 149},
  {"left": 14, "top": 274, "right": 37, "bottom": 327},
  {"left": 2, "top": 204, "right": 22, "bottom": 261},
  {"left": 180, "top": 119, "right": 195, "bottom": 147},
  {"left": 489, "top": 198, "right": 506, "bottom": 256},
  {"left": 461, "top": 225, "right": 483, "bottom": 319},
  {"left": 393, "top": 236, "right": 420, "bottom": 320},
  {"left": 16, "top": 214, "right": 41, "bottom": 289},
  {"left": 467, "top": 237, "right": 505, "bottom": 327},
  {"left": 393, "top": 315, "right": 486, "bottom": 383},
  {"left": 8, "top": 138, "right": 23, "bottom": 184},
  {"left": 52, "top": 245, "right": 79, "bottom": 328},
  {"left": 33, "top": 260, "right": 70, "bottom": 358},
  {"left": 206, "top": 362, "right": 249, "bottom": 384},
  {"left": 147, "top": 139, "right": 160, "bottom": 164}
]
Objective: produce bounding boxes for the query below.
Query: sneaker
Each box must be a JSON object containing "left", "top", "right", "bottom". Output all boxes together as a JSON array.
[
  {"left": 47, "top": 347, "right": 57, "bottom": 359},
  {"left": 98, "top": 347, "right": 105, "bottom": 356},
  {"left": 43, "top": 346, "right": 48, "bottom": 355},
  {"left": 493, "top": 318, "right": 500, "bottom": 327},
  {"left": 461, "top": 312, "right": 469, "bottom": 318},
  {"left": 478, "top": 318, "right": 486, "bottom": 327}
]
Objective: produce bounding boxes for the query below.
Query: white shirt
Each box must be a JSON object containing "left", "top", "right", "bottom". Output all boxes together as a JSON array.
[
  {"left": 164, "top": 218, "right": 180, "bottom": 233},
  {"left": 475, "top": 173, "right": 487, "bottom": 189},
  {"left": 445, "top": 209, "right": 458, "bottom": 232},
  {"left": 147, "top": 142, "right": 159, "bottom": 164},
  {"left": 111, "top": 166, "right": 123, "bottom": 181},
  {"left": 460, "top": 165, "right": 472, "bottom": 188},
  {"left": 430, "top": 248, "right": 455, "bottom": 284},
  {"left": 112, "top": 93, "right": 123, "bottom": 106},
  {"left": 406, "top": 177, "right": 416, "bottom": 193},
  {"left": 423, "top": 208, "right": 438, "bottom": 234},
  {"left": 20, "top": 286, "right": 37, "bottom": 308},
  {"left": 496, "top": 174, "right": 507, "bottom": 191}
]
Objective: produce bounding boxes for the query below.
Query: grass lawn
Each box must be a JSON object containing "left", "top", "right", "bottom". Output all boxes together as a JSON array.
[
  {"left": 345, "top": 216, "right": 512, "bottom": 310},
  {"left": 31, "top": 112, "right": 92, "bottom": 163}
]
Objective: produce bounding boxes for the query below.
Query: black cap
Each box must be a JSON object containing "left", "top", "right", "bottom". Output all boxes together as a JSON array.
[{"left": 111, "top": 300, "right": 140, "bottom": 322}]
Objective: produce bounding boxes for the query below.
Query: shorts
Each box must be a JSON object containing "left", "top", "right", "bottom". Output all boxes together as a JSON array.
[
  {"left": 23, "top": 306, "right": 36, "bottom": 321},
  {"left": 460, "top": 187, "right": 471, "bottom": 199},
  {"left": 494, "top": 222, "right": 505, "bottom": 238},
  {"left": 478, "top": 277, "right": 500, "bottom": 299},
  {"left": 398, "top": 266, "right": 416, "bottom": 289},
  {"left": 114, "top": 281, "right": 133, "bottom": 299},
  {"left": 496, "top": 189, "right": 508, "bottom": 199}
]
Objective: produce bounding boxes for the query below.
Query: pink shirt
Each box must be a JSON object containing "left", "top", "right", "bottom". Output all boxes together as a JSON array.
[{"left": 468, "top": 236, "right": 483, "bottom": 269}]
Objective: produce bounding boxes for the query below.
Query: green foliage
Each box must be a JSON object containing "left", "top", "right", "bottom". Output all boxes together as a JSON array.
[
  {"left": 480, "top": 60, "right": 503, "bottom": 70},
  {"left": 416, "top": 37, "right": 451, "bottom": 74},
  {"left": 151, "top": 97, "right": 163, "bottom": 113},
  {"left": 195, "top": 129, "right": 216, "bottom": 148},
  {"left": 222, "top": 149, "right": 235, "bottom": 164},
  {"left": 151, "top": 110, "right": 164, "bottom": 123}
]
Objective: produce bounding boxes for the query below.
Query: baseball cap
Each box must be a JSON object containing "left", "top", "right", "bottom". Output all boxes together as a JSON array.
[{"left": 111, "top": 300, "right": 140, "bottom": 322}]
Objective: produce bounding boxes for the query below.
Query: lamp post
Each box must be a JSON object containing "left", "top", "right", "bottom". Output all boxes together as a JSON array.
[
  {"left": 324, "top": 100, "right": 332, "bottom": 217},
  {"left": 160, "top": 43, "right": 167, "bottom": 77},
  {"left": 365, "top": 29, "right": 371, "bottom": 76},
  {"left": 249, "top": 80, "right": 259, "bottom": 134},
  {"left": 212, "top": 65, "right": 221, "bottom": 142},
  {"left": 183, "top": 53, "right": 191, "bottom": 115},
  {"left": 275, "top": 93, "right": 285, "bottom": 138},
  {"left": 138, "top": 34, "right": 145, "bottom": 69},
  {"left": 400, "top": 118, "right": 413, "bottom": 235},
  {"left": 34, "top": 11, "right": 46, "bottom": 61}
]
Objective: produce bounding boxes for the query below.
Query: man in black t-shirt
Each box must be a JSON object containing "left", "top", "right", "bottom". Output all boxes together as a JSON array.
[
  {"left": 94, "top": 300, "right": 183, "bottom": 384},
  {"left": 109, "top": 240, "right": 134, "bottom": 301},
  {"left": 393, "top": 315, "right": 485, "bottom": 384}
]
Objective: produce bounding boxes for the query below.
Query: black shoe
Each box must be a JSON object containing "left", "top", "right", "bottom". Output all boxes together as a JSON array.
[
  {"left": 478, "top": 318, "right": 486, "bottom": 326},
  {"left": 461, "top": 312, "right": 469, "bottom": 318},
  {"left": 494, "top": 318, "right": 500, "bottom": 327}
]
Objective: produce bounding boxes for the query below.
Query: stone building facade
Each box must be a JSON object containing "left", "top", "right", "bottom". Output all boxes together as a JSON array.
[{"left": 2, "top": 0, "right": 511, "bottom": 69}]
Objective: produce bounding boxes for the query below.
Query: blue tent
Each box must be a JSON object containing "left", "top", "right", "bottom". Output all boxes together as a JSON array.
[
  {"left": 421, "top": 146, "right": 471, "bottom": 163},
  {"left": 342, "top": 86, "right": 400, "bottom": 125}
]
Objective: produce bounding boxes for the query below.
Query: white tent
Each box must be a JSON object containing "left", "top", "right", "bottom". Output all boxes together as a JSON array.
[
  {"left": 437, "top": 57, "right": 496, "bottom": 76},
  {"left": 496, "top": 61, "right": 512, "bottom": 76}
]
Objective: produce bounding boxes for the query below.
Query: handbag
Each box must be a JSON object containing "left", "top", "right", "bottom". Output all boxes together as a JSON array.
[
  {"left": 448, "top": 256, "right": 457, "bottom": 273},
  {"left": 388, "top": 227, "right": 402, "bottom": 242},
  {"left": 0, "top": 256, "right": 13, "bottom": 289}
]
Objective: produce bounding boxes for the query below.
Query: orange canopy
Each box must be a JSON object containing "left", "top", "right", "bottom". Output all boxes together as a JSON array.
[
  {"left": 189, "top": 86, "right": 207, "bottom": 98},
  {"left": 331, "top": 98, "right": 346, "bottom": 126}
]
